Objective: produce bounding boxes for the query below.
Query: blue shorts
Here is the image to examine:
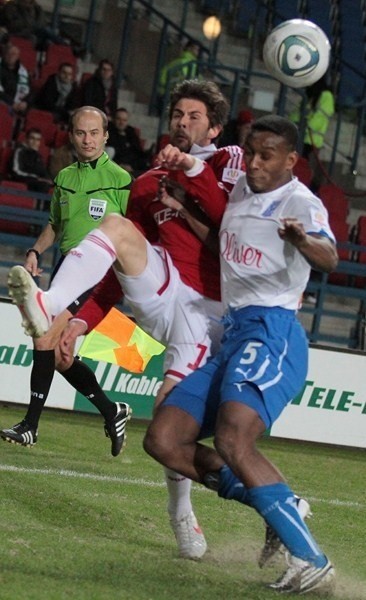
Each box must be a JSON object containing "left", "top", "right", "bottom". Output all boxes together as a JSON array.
[{"left": 163, "top": 306, "right": 308, "bottom": 438}]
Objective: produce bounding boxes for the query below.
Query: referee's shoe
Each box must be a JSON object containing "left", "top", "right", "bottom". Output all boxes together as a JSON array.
[
  {"left": 0, "top": 420, "right": 38, "bottom": 447},
  {"left": 104, "top": 402, "right": 132, "bottom": 457}
]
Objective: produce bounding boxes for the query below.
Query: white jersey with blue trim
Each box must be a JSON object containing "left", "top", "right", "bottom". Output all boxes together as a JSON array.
[{"left": 219, "top": 175, "right": 335, "bottom": 311}]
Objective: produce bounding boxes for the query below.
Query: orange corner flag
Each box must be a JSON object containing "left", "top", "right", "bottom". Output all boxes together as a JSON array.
[{"left": 78, "top": 308, "right": 165, "bottom": 373}]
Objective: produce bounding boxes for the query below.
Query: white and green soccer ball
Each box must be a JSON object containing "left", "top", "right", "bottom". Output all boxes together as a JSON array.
[{"left": 263, "top": 19, "right": 331, "bottom": 88}]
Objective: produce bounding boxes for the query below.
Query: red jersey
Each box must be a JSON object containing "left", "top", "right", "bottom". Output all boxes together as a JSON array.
[{"left": 75, "top": 145, "right": 244, "bottom": 331}]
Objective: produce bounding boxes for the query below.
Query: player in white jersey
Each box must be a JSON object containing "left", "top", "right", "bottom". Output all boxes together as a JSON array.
[{"left": 143, "top": 115, "right": 338, "bottom": 594}]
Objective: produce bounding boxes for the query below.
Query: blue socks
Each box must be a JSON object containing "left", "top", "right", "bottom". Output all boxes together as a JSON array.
[
  {"left": 217, "top": 464, "right": 249, "bottom": 503},
  {"left": 216, "top": 467, "right": 326, "bottom": 567}
]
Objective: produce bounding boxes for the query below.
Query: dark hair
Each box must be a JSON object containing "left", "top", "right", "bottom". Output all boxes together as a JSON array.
[
  {"left": 58, "top": 62, "right": 74, "bottom": 72},
  {"left": 68, "top": 106, "right": 109, "bottom": 133},
  {"left": 184, "top": 40, "right": 199, "bottom": 53},
  {"left": 97, "top": 59, "right": 114, "bottom": 75},
  {"left": 169, "top": 79, "right": 229, "bottom": 128},
  {"left": 26, "top": 127, "right": 42, "bottom": 139},
  {"left": 251, "top": 115, "right": 299, "bottom": 151}
]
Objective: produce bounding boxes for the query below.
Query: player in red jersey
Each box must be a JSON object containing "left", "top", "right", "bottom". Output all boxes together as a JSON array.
[{"left": 8, "top": 80, "right": 245, "bottom": 560}]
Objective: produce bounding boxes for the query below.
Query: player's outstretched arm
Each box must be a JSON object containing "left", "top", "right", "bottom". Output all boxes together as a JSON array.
[{"left": 278, "top": 218, "right": 338, "bottom": 272}]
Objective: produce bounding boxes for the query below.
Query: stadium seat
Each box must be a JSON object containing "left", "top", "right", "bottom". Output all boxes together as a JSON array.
[
  {"left": 293, "top": 156, "right": 313, "bottom": 187},
  {"left": 0, "top": 180, "right": 35, "bottom": 235},
  {"left": 317, "top": 184, "right": 349, "bottom": 221},
  {"left": 351, "top": 215, "right": 366, "bottom": 288},
  {"left": 23, "top": 109, "right": 58, "bottom": 147},
  {"left": 317, "top": 185, "right": 350, "bottom": 285},
  {"left": 9, "top": 36, "right": 39, "bottom": 78},
  {"left": 0, "top": 104, "right": 16, "bottom": 144},
  {"left": 45, "top": 43, "right": 77, "bottom": 71},
  {"left": 79, "top": 71, "right": 92, "bottom": 86},
  {"left": 327, "top": 219, "right": 351, "bottom": 286},
  {"left": 53, "top": 127, "right": 70, "bottom": 148},
  {"left": 0, "top": 143, "right": 14, "bottom": 178}
]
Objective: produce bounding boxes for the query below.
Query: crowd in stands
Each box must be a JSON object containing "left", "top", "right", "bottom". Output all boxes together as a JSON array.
[
  {"left": 0, "top": 28, "right": 150, "bottom": 191},
  {"left": 0, "top": 0, "right": 78, "bottom": 50},
  {"left": 0, "top": 14, "right": 348, "bottom": 282}
]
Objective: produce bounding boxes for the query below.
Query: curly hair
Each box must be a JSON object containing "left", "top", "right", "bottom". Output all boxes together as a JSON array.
[{"left": 169, "top": 79, "right": 230, "bottom": 128}]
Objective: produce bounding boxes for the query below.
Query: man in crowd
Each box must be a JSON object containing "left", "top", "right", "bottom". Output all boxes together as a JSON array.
[
  {"left": 106, "top": 107, "right": 151, "bottom": 177},
  {"left": 81, "top": 59, "right": 117, "bottom": 121},
  {"left": 9, "top": 127, "right": 52, "bottom": 193},
  {"left": 0, "top": 42, "right": 31, "bottom": 118},
  {"left": 34, "top": 62, "right": 78, "bottom": 124}
]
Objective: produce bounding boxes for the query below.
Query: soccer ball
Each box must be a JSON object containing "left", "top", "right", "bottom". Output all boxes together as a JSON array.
[{"left": 262, "top": 19, "right": 331, "bottom": 88}]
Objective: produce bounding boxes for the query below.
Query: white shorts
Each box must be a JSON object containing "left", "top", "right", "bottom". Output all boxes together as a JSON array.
[{"left": 113, "top": 242, "right": 224, "bottom": 381}]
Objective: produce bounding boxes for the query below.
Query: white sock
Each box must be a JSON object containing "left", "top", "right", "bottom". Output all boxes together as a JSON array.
[
  {"left": 46, "top": 229, "right": 117, "bottom": 316},
  {"left": 164, "top": 467, "right": 193, "bottom": 521}
]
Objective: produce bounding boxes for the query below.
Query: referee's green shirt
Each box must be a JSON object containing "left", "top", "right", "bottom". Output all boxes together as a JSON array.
[{"left": 49, "top": 152, "right": 131, "bottom": 254}]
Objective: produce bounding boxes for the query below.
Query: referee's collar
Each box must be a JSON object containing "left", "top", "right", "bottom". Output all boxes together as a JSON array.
[{"left": 77, "top": 152, "right": 108, "bottom": 169}]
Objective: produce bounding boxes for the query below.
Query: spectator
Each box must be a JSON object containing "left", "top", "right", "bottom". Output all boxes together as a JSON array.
[
  {"left": 219, "top": 108, "right": 254, "bottom": 148},
  {"left": 0, "top": 25, "right": 9, "bottom": 50},
  {"left": 48, "top": 140, "right": 77, "bottom": 179},
  {"left": 9, "top": 127, "right": 53, "bottom": 192},
  {"left": 80, "top": 59, "right": 117, "bottom": 120},
  {"left": 34, "top": 62, "right": 78, "bottom": 124},
  {"left": 289, "top": 74, "right": 335, "bottom": 190},
  {"left": 157, "top": 41, "right": 200, "bottom": 114},
  {"left": 0, "top": 42, "right": 31, "bottom": 118},
  {"left": 106, "top": 107, "right": 151, "bottom": 177},
  {"left": 0, "top": 0, "right": 70, "bottom": 50}
]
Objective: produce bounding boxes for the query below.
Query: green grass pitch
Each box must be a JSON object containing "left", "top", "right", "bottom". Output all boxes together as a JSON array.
[{"left": 0, "top": 404, "right": 365, "bottom": 600}]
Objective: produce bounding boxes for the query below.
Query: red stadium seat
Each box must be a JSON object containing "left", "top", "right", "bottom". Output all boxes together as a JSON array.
[
  {"left": 352, "top": 215, "right": 366, "bottom": 288},
  {"left": 0, "top": 180, "right": 35, "bottom": 235},
  {"left": 9, "top": 36, "right": 39, "bottom": 77},
  {"left": 45, "top": 43, "right": 77, "bottom": 71},
  {"left": 53, "top": 127, "right": 70, "bottom": 148},
  {"left": 0, "top": 143, "right": 14, "bottom": 178},
  {"left": 0, "top": 104, "right": 16, "bottom": 144},
  {"left": 327, "top": 219, "right": 351, "bottom": 285},
  {"left": 23, "top": 109, "right": 58, "bottom": 147},
  {"left": 317, "top": 184, "right": 349, "bottom": 221},
  {"left": 293, "top": 156, "right": 313, "bottom": 187}
]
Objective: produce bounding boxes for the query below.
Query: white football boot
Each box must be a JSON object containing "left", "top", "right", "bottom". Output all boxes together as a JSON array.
[
  {"left": 170, "top": 511, "right": 207, "bottom": 559},
  {"left": 8, "top": 265, "right": 52, "bottom": 337}
]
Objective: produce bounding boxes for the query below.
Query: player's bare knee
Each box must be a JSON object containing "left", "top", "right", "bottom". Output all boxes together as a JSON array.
[
  {"left": 143, "top": 423, "right": 172, "bottom": 462},
  {"left": 100, "top": 213, "right": 125, "bottom": 242},
  {"left": 55, "top": 354, "right": 73, "bottom": 373},
  {"left": 213, "top": 430, "right": 239, "bottom": 465},
  {"left": 143, "top": 426, "right": 160, "bottom": 459},
  {"left": 34, "top": 333, "right": 56, "bottom": 351},
  {"left": 102, "top": 213, "right": 143, "bottom": 251}
]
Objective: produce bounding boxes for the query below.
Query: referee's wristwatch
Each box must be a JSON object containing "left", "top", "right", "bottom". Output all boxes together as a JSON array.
[{"left": 26, "top": 248, "right": 40, "bottom": 260}]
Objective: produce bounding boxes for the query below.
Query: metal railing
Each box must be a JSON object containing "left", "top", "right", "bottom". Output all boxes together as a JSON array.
[{"left": 45, "top": 0, "right": 366, "bottom": 177}]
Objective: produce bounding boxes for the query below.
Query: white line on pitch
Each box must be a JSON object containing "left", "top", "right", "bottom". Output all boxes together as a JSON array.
[{"left": 0, "top": 464, "right": 364, "bottom": 509}]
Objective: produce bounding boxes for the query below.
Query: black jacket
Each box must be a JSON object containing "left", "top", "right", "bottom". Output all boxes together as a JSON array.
[
  {"left": 34, "top": 73, "right": 79, "bottom": 122},
  {"left": 11, "top": 144, "right": 49, "bottom": 179},
  {"left": 81, "top": 74, "right": 117, "bottom": 118},
  {"left": 107, "top": 123, "right": 148, "bottom": 171}
]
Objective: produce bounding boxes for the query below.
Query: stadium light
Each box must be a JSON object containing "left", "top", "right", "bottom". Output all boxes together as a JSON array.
[{"left": 202, "top": 16, "right": 221, "bottom": 40}]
